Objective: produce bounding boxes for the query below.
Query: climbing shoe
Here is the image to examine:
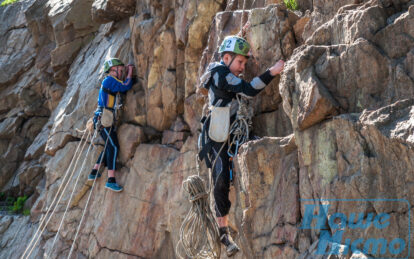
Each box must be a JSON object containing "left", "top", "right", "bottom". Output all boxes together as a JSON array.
[
  {"left": 87, "top": 169, "right": 101, "bottom": 181},
  {"left": 105, "top": 182, "right": 123, "bottom": 192},
  {"left": 219, "top": 227, "right": 240, "bottom": 257}
]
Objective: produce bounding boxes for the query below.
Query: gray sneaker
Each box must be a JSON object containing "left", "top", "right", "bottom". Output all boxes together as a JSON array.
[{"left": 219, "top": 227, "right": 240, "bottom": 257}]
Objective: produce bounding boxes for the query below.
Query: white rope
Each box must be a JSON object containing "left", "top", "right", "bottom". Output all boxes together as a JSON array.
[
  {"left": 240, "top": 0, "right": 246, "bottom": 35},
  {"left": 24, "top": 130, "right": 95, "bottom": 259},
  {"left": 67, "top": 126, "right": 113, "bottom": 259},
  {"left": 21, "top": 129, "right": 90, "bottom": 259},
  {"left": 46, "top": 128, "right": 99, "bottom": 258}
]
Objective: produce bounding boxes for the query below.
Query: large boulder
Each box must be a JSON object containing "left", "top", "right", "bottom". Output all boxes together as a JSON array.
[
  {"left": 295, "top": 100, "right": 414, "bottom": 258},
  {"left": 47, "top": 0, "right": 100, "bottom": 85},
  {"left": 234, "top": 135, "right": 300, "bottom": 258},
  {"left": 92, "top": 0, "right": 136, "bottom": 24},
  {"left": 280, "top": 1, "right": 414, "bottom": 131},
  {"left": 0, "top": 1, "right": 36, "bottom": 88}
]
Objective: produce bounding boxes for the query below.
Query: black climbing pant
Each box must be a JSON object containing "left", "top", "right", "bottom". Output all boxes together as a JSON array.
[
  {"left": 210, "top": 140, "right": 232, "bottom": 217},
  {"left": 96, "top": 126, "right": 119, "bottom": 170}
]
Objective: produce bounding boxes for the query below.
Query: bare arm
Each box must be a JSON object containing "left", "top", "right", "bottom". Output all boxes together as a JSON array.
[{"left": 269, "top": 60, "right": 285, "bottom": 76}]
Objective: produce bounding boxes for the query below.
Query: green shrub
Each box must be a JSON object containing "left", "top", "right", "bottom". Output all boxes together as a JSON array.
[
  {"left": 10, "top": 195, "right": 27, "bottom": 213},
  {"left": 284, "top": 0, "right": 298, "bottom": 10},
  {"left": 0, "top": 192, "right": 5, "bottom": 201},
  {"left": 1, "top": 0, "right": 20, "bottom": 6},
  {"left": 23, "top": 209, "right": 31, "bottom": 216}
]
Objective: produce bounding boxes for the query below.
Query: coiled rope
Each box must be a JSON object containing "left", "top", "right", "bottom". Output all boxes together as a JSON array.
[{"left": 177, "top": 175, "right": 221, "bottom": 259}]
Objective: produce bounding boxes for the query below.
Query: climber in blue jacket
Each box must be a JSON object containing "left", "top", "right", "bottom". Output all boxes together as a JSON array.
[{"left": 88, "top": 58, "right": 134, "bottom": 192}]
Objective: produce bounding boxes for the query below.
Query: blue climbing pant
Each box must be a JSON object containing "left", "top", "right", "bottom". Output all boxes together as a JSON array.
[{"left": 96, "top": 127, "right": 119, "bottom": 170}]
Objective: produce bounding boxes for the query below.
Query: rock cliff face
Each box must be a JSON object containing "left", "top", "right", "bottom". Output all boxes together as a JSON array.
[{"left": 0, "top": 0, "right": 413, "bottom": 258}]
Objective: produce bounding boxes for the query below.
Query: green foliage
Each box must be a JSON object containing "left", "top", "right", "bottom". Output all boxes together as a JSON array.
[
  {"left": 0, "top": 0, "right": 20, "bottom": 6},
  {"left": 284, "top": 0, "right": 298, "bottom": 10},
  {"left": 10, "top": 195, "right": 27, "bottom": 213},
  {"left": 0, "top": 192, "right": 5, "bottom": 201},
  {"left": 23, "top": 209, "right": 31, "bottom": 216}
]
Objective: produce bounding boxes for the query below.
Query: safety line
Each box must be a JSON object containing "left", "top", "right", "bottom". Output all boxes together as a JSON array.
[{"left": 23, "top": 129, "right": 92, "bottom": 259}]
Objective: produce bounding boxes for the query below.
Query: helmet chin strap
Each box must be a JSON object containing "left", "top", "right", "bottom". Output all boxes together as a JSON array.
[{"left": 227, "top": 55, "right": 236, "bottom": 69}]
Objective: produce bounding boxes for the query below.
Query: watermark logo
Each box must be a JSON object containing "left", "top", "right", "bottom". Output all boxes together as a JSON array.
[{"left": 300, "top": 199, "right": 410, "bottom": 258}]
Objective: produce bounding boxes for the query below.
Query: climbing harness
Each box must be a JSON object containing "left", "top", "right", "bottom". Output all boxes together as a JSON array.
[
  {"left": 201, "top": 94, "right": 252, "bottom": 176},
  {"left": 99, "top": 83, "right": 123, "bottom": 127}
]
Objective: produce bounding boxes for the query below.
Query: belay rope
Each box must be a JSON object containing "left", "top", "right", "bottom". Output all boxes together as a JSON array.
[
  {"left": 21, "top": 123, "right": 99, "bottom": 259},
  {"left": 177, "top": 94, "right": 253, "bottom": 259},
  {"left": 66, "top": 125, "right": 113, "bottom": 258},
  {"left": 22, "top": 115, "right": 117, "bottom": 258},
  {"left": 21, "top": 128, "right": 91, "bottom": 259}
]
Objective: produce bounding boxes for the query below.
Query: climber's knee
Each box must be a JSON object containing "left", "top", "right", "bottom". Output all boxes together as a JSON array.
[{"left": 214, "top": 181, "right": 231, "bottom": 217}]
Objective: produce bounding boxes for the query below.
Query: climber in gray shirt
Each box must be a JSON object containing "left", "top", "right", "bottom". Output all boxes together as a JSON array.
[{"left": 198, "top": 35, "right": 284, "bottom": 256}]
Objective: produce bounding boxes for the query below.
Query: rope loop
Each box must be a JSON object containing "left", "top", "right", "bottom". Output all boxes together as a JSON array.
[{"left": 189, "top": 192, "right": 208, "bottom": 202}]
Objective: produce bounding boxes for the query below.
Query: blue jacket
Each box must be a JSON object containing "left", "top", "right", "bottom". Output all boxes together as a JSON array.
[{"left": 94, "top": 76, "right": 133, "bottom": 117}]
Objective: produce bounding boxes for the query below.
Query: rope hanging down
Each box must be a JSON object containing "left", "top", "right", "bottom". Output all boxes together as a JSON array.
[
  {"left": 21, "top": 129, "right": 91, "bottom": 259},
  {"left": 47, "top": 127, "right": 101, "bottom": 258},
  {"left": 67, "top": 125, "right": 113, "bottom": 258}
]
